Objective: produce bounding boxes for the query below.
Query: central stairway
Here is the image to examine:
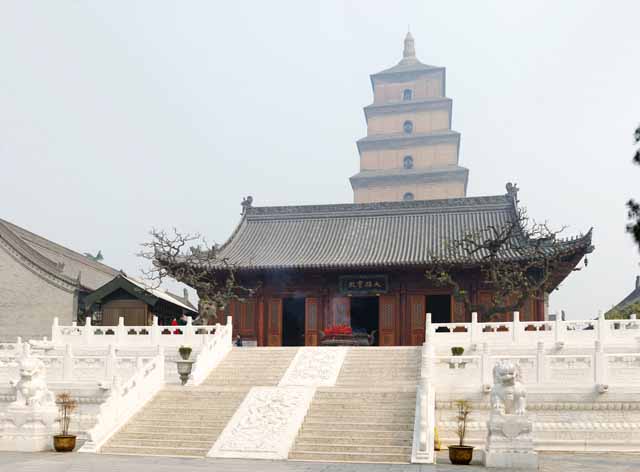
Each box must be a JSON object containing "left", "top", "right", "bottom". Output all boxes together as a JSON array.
[
  {"left": 289, "top": 347, "right": 420, "bottom": 463},
  {"left": 100, "top": 347, "right": 298, "bottom": 457}
]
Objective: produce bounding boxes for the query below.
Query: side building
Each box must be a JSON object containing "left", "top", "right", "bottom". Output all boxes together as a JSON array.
[
  {"left": 0, "top": 218, "right": 119, "bottom": 341},
  {"left": 211, "top": 190, "right": 592, "bottom": 347}
]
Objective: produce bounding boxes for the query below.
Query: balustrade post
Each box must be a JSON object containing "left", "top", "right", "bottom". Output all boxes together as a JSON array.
[
  {"left": 185, "top": 315, "right": 194, "bottom": 343},
  {"left": 536, "top": 341, "right": 545, "bottom": 384},
  {"left": 470, "top": 312, "right": 478, "bottom": 345},
  {"left": 84, "top": 316, "right": 92, "bottom": 346},
  {"left": 425, "top": 312, "right": 432, "bottom": 342},
  {"left": 226, "top": 316, "right": 233, "bottom": 342},
  {"left": 512, "top": 311, "right": 521, "bottom": 344},
  {"left": 594, "top": 340, "right": 607, "bottom": 386},
  {"left": 554, "top": 315, "right": 565, "bottom": 346},
  {"left": 16, "top": 336, "right": 23, "bottom": 355},
  {"left": 480, "top": 342, "right": 492, "bottom": 389},
  {"left": 116, "top": 317, "right": 125, "bottom": 346},
  {"left": 150, "top": 316, "right": 159, "bottom": 346},
  {"left": 631, "top": 314, "right": 637, "bottom": 320},
  {"left": 63, "top": 344, "right": 74, "bottom": 381},
  {"left": 104, "top": 344, "right": 116, "bottom": 381},
  {"left": 52, "top": 317, "right": 61, "bottom": 344},
  {"left": 597, "top": 311, "right": 608, "bottom": 343}
]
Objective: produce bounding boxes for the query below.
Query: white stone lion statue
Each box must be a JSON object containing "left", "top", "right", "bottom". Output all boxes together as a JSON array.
[
  {"left": 10, "top": 345, "right": 55, "bottom": 408},
  {"left": 490, "top": 360, "right": 526, "bottom": 415}
]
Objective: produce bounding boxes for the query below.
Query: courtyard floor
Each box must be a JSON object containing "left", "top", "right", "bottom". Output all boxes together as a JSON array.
[{"left": 0, "top": 451, "right": 638, "bottom": 472}]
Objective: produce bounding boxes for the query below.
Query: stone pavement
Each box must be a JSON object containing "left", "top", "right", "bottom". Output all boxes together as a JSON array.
[{"left": 0, "top": 451, "right": 639, "bottom": 472}]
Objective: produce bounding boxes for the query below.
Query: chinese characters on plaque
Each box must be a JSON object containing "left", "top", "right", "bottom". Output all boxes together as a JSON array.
[{"left": 339, "top": 275, "right": 388, "bottom": 295}]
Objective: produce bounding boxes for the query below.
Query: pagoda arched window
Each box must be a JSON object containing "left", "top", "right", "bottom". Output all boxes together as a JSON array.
[
  {"left": 403, "top": 120, "right": 414, "bottom": 134},
  {"left": 403, "top": 89, "right": 413, "bottom": 101},
  {"left": 403, "top": 155, "right": 414, "bottom": 169},
  {"left": 403, "top": 192, "right": 415, "bottom": 201}
]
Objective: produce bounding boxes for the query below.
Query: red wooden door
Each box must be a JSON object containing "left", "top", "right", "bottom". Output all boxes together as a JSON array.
[
  {"left": 305, "top": 298, "right": 320, "bottom": 346},
  {"left": 267, "top": 298, "right": 282, "bottom": 346},
  {"left": 331, "top": 297, "right": 350, "bottom": 326},
  {"left": 239, "top": 300, "right": 257, "bottom": 338},
  {"left": 379, "top": 295, "right": 397, "bottom": 346},
  {"left": 409, "top": 295, "right": 426, "bottom": 345}
]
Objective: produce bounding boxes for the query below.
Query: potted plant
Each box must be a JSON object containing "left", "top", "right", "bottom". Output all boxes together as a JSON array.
[
  {"left": 451, "top": 347, "right": 465, "bottom": 356},
  {"left": 448, "top": 400, "right": 474, "bottom": 465},
  {"left": 53, "top": 392, "right": 77, "bottom": 452},
  {"left": 178, "top": 345, "right": 192, "bottom": 360}
]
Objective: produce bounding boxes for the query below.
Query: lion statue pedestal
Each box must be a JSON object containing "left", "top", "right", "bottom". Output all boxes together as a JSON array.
[
  {"left": 482, "top": 360, "right": 538, "bottom": 469},
  {"left": 0, "top": 345, "right": 57, "bottom": 452}
]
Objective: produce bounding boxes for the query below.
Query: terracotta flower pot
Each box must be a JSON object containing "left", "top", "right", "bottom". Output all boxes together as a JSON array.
[
  {"left": 53, "top": 434, "right": 76, "bottom": 452},
  {"left": 448, "top": 445, "right": 474, "bottom": 465}
]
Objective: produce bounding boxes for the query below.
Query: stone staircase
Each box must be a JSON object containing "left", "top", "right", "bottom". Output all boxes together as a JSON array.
[
  {"left": 289, "top": 347, "right": 420, "bottom": 463},
  {"left": 101, "top": 347, "right": 298, "bottom": 457}
]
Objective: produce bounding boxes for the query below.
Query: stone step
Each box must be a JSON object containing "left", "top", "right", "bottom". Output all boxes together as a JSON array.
[
  {"left": 308, "top": 405, "right": 415, "bottom": 413},
  {"left": 289, "top": 451, "right": 409, "bottom": 463},
  {"left": 296, "top": 429, "right": 413, "bottom": 440},
  {"left": 101, "top": 445, "right": 208, "bottom": 457},
  {"left": 294, "top": 435, "right": 412, "bottom": 446},
  {"left": 116, "top": 432, "right": 218, "bottom": 442},
  {"left": 129, "top": 418, "right": 230, "bottom": 427},
  {"left": 314, "top": 392, "right": 415, "bottom": 399},
  {"left": 302, "top": 422, "right": 413, "bottom": 432},
  {"left": 108, "top": 438, "right": 213, "bottom": 448},
  {"left": 292, "top": 443, "right": 412, "bottom": 454},
  {"left": 121, "top": 424, "right": 223, "bottom": 435},
  {"left": 305, "top": 413, "right": 414, "bottom": 422}
]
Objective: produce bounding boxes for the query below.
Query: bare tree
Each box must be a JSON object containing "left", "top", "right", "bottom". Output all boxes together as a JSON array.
[
  {"left": 139, "top": 228, "right": 256, "bottom": 324},
  {"left": 425, "top": 204, "right": 588, "bottom": 321}
]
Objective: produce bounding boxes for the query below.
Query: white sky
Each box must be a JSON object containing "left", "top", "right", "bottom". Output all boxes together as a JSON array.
[{"left": 2, "top": 1, "right": 639, "bottom": 318}]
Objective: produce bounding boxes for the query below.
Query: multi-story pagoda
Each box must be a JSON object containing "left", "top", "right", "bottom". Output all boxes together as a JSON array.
[{"left": 351, "top": 32, "right": 468, "bottom": 203}]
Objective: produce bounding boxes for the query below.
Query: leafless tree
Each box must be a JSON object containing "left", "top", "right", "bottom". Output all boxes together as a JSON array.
[
  {"left": 139, "top": 228, "right": 256, "bottom": 324},
  {"left": 626, "top": 124, "right": 640, "bottom": 249},
  {"left": 425, "top": 207, "right": 586, "bottom": 321}
]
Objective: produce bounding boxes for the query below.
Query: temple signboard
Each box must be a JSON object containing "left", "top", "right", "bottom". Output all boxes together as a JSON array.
[{"left": 339, "top": 275, "right": 388, "bottom": 296}]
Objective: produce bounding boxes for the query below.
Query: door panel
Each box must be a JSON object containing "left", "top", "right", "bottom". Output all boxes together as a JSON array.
[
  {"left": 331, "top": 297, "right": 350, "bottom": 326},
  {"left": 409, "top": 295, "right": 426, "bottom": 345},
  {"left": 267, "top": 298, "right": 283, "bottom": 346},
  {"left": 305, "top": 298, "right": 320, "bottom": 346},
  {"left": 379, "top": 295, "right": 397, "bottom": 346}
]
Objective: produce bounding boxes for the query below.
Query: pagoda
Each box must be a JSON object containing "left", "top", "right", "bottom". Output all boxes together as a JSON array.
[{"left": 350, "top": 32, "right": 468, "bottom": 203}]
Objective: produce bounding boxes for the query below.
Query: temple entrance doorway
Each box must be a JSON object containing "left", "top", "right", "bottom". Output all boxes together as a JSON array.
[
  {"left": 427, "top": 294, "right": 452, "bottom": 327},
  {"left": 282, "top": 298, "right": 306, "bottom": 346},
  {"left": 350, "top": 296, "right": 379, "bottom": 346}
]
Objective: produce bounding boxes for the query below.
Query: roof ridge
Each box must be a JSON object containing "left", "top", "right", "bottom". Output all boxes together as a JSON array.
[
  {"left": 244, "top": 194, "right": 512, "bottom": 219},
  {"left": 0, "top": 218, "right": 119, "bottom": 277}
]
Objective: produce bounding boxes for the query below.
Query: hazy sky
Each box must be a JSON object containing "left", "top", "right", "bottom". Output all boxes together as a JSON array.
[{"left": 2, "top": 1, "right": 639, "bottom": 318}]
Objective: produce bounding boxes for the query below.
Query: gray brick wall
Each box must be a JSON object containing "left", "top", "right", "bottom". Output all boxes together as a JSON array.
[{"left": 0, "top": 246, "right": 74, "bottom": 342}]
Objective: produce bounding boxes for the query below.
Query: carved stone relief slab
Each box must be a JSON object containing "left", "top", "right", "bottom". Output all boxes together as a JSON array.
[
  {"left": 208, "top": 386, "right": 315, "bottom": 460},
  {"left": 278, "top": 347, "right": 347, "bottom": 387}
]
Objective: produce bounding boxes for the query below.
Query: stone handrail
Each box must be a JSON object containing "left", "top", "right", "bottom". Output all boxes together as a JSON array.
[
  {"left": 412, "top": 341, "right": 436, "bottom": 463},
  {"left": 52, "top": 316, "right": 219, "bottom": 348},
  {"left": 427, "top": 340, "right": 640, "bottom": 392},
  {"left": 187, "top": 316, "right": 233, "bottom": 386},
  {"left": 79, "top": 348, "right": 165, "bottom": 453},
  {"left": 425, "top": 311, "right": 640, "bottom": 349}
]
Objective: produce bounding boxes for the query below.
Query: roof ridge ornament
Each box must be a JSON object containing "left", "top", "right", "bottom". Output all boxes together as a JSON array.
[
  {"left": 241, "top": 195, "right": 254, "bottom": 215},
  {"left": 506, "top": 182, "right": 519, "bottom": 203}
]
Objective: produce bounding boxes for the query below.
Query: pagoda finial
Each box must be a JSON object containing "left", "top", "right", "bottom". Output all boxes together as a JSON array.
[{"left": 403, "top": 31, "right": 416, "bottom": 60}]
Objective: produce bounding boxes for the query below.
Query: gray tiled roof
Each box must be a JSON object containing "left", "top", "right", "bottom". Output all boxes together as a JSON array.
[
  {"left": 350, "top": 166, "right": 469, "bottom": 187},
  {"left": 215, "top": 194, "right": 592, "bottom": 271},
  {"left": 0, "top": 218, "right": 119, "bottom": 290}
]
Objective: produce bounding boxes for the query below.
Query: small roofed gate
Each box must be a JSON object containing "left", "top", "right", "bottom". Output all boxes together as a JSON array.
[
  {"left": 267, "top": 298, "right": 283, "bottom": 346},
  {"left": 409, "top": 295, "right": 426, "bottom": 345},
  {"left": 305, "top": 298, "right": 320, "bottom": 346},
  {"left": 379, "top": 295, "right": 398, "bottom": 346}
]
